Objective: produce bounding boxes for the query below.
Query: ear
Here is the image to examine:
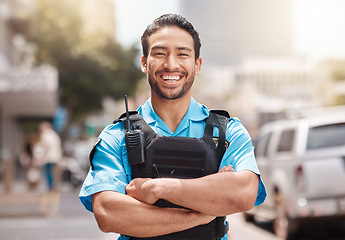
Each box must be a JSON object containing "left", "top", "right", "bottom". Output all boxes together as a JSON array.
[
  {"left": 195, "top": 57, "right": 202, "bottom": 75},
  {"left": 141, "top": 56, "right": 147, "bottom": 73}
]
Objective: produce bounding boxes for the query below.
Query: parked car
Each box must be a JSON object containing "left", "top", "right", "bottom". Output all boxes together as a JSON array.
[{"left": 245, "top": 115, "right": 345, "bottom": 239}]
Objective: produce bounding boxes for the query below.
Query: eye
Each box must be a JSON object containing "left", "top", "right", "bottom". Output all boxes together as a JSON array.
[
  {"left": 153, "top": 52, "right": 165, "bottom": 56},
  {"left": 178, "top": 52, "right": 190, "bottom": 58}
]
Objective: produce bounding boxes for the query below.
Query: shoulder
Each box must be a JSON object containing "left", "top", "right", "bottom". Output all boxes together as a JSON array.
[
  {"left": 89, "top": 122, "right": 127, "bottom": 170},
  {"left": 98, "top": 122, "right": 126, "bottom": 148},
  {"left": 227, "top": 117, "right": 252, "bottom": 142},
  {"left": 228, "top": 117, "right": 243, "bottom": 128}
]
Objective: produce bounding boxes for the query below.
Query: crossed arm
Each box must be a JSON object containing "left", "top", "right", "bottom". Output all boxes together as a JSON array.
[{"left": 91, "top": 166, "right": 259, "bottom": 237}]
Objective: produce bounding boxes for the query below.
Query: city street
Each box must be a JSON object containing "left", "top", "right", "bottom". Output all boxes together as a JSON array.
[
  {"left": 1, "top": 181, "right": 345, "bottom": 240},
  {"left": 0, "top": 183, "right": 119, "bottom": 240}
]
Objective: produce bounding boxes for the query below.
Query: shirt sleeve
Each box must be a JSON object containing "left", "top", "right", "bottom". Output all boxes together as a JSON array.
[
  {"left": 220, "top": 118, "right": 267, "bottom": 206},
  {"left": 79, "top": 124, "right": 131, "bottom": 212}
]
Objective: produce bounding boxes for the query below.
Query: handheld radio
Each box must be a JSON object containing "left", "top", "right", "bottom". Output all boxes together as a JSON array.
[{"left": 124, "top": 95, "right": 145, "bottom": 165}]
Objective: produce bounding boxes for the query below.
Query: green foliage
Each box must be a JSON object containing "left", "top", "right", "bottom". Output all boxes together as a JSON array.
[{"left": 26, "top": 0, "right": 142, "bottom": 122}]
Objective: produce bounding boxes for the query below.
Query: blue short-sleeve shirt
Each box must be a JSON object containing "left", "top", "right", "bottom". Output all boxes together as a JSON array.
[{"left": 79, "top": 97, "right": 266, "bottom": 240}]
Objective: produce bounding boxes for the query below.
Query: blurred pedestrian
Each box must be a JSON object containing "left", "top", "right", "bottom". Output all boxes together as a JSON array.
[
  {"left": 37, "top": 121, "right": 63, "bottom": 216},
  {"left": 20, "top": 134, "right": 43, "bottom": 190}
]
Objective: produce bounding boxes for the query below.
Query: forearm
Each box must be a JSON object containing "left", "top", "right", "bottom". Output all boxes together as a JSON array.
[
  {"left": 152, "top": 170, "right": 259, "bottom": 216},
  {"left": 91, "top": 191, "right": 214, "bottom": 238}
]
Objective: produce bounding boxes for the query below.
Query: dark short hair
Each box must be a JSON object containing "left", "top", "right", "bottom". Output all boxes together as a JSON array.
[{"left": 141, "top": 13, "right": 201, "bottom": 60}]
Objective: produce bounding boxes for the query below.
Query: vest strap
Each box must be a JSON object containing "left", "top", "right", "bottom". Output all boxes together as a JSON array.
[{"left": 202, "top": 110, "right": 230, "bottom": 161}]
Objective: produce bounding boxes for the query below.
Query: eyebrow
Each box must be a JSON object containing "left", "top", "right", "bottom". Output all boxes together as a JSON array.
[
  {"left": 151, "top": 46, "right": 193, "bottom": 52},
  {"left": 177, "top": 47, "right": 193, "bottom": 52}
]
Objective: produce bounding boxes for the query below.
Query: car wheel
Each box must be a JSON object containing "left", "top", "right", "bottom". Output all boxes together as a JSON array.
[{"left": 273, "top": 192, "right": 300, "bottom": 240}]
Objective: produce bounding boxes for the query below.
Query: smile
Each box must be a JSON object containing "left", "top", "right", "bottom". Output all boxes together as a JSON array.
[{"left": 161, "top": 75, "right": 181, "bottom": 83}]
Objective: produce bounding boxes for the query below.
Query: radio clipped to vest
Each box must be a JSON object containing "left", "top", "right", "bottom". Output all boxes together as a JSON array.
[{"left": 124, "top": 95, "right": 145, "bottom": 165}]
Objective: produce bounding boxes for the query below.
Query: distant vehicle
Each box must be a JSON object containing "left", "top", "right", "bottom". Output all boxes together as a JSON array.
[{"left": 245, "top": 115, "right": 345, "bottom": 240}]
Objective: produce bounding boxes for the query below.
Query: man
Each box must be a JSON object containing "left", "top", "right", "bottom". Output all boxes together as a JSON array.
[{"left": 79, "top": 14, "right": 266, "bottom": 240}]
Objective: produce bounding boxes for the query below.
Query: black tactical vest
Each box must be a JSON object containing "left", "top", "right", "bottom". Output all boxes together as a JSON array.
[{"left": 114, "top": 110, "right": 231, "bottom": 240}]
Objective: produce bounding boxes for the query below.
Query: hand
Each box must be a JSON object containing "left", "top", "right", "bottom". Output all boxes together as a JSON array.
[
  {"left": 126, "top": 178, "right": 159, "bottom": 204},
  {"left": 218, "top": 165, "right": 234, "bottom": 173}
]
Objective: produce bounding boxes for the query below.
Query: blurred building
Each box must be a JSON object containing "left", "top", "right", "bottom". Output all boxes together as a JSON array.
[
  {"left": 0, "top": 0, "right": 58, "bottom": 191},
  {"left": 231, "top": 58, "right": 317, "bottom": 129},
  {"left": 192, "top": 57, "right": 318, "bottom": 136},
  {"left": 179, "top": 0, "right": 296, "bottom": 129},
  {"left": 179, "top": 0, "right": 345, "bottom": 138},
  {"left": 180, "top": 0, "right": 294, "bottom": 67}
]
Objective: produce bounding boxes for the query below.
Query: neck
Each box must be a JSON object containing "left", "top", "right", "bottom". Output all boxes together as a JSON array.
[{"left": 151, "top": 92, "right": 191, "bottom": 133}]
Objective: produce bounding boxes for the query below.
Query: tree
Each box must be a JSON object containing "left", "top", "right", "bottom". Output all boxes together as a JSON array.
[{"left": 26, "top": 0, "right": 142, "bottom": 123}]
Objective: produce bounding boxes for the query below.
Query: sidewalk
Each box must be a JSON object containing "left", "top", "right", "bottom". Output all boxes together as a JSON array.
[
  {"left": 0, "top": 180, "right": 120, "bottom": 240},
  {"left": 0, "top": 179, "right": 57, "bottom": 217}
]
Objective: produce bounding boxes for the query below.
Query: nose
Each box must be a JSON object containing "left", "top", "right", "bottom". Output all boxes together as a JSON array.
[{"left": 163, "top": 55, "right": 179, "bottom": 71}]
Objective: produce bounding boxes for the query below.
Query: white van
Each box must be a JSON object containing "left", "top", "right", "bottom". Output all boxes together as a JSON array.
[{"left": 245, "top": 115, "right": 345, "bottom": 239}]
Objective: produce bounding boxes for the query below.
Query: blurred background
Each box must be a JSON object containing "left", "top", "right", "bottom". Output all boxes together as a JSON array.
[{"left": 1, "top": 0, "right": 345, "bottom": 239}]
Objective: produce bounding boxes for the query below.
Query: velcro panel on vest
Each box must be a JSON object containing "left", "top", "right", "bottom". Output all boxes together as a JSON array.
[{"left": 131, "top": 135, "right": 219, "bottom": 179}]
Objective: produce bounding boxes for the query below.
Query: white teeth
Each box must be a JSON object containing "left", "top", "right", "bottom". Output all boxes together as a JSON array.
[{"left": 162, "top": 75, "right": 180, "bottom": 81}]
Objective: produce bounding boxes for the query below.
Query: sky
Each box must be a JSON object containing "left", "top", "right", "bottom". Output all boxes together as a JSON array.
[
  {"left": 293, "top": 0, "right": 345, "bottom": 60},
  {"left": 114, "top": 0, "right": 345, "bottom": 61}
]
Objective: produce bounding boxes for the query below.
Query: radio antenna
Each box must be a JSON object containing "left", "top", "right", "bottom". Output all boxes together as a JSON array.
[{"left": 124, "top": 95, "right": 130, "bottom": 131}]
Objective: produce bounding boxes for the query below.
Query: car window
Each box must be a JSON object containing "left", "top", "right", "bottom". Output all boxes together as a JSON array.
[
  {"left": 255, "top": 132, "right": 272, "bottom": 157},
  {"left": 307, "top": 123, "right": 345, "bottom": 149},
  {"left": 277, "top": 129, "right": 295, "bottom": 152}
]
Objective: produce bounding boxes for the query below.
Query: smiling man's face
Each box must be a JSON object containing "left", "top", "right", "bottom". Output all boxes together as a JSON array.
[{"left": 141, "top": 26, "right": 202, "bottom": 100}]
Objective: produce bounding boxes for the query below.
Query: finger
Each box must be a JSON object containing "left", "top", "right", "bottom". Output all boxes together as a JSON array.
[
  {"left": 227, "top": 165, "right": 234, "bottom": 172},
  {"left": 218, "top": 166, "right": 227, "bottom": 173},
  {"left": 219, "top": 165, "right": 234, "bottom": 173}
]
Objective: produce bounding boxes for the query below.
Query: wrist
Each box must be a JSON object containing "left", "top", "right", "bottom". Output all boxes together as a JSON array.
[
  {"left": 148, "top": 178, "right": 163, "bottom": 200},
  {"left": 150, "top": 178, "right": 179, "bottom": 201}
]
